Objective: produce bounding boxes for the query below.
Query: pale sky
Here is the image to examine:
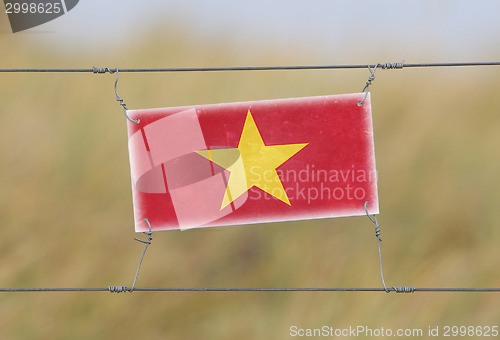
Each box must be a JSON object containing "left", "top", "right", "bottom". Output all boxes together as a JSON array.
[{"left": 4, "top": 0, "right": 500, "bottom": 61}]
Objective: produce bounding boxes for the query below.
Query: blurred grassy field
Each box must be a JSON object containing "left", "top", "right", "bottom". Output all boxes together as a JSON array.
[{"left": 1, "top": 16, "right": 500, "bottom": 340}]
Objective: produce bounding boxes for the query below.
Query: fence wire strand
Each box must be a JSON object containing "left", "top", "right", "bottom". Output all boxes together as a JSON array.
[
  {"left": 0, "top": 61, "right": 499, "bottom": 73},
  {"left": 0, "top": 287, "right": 499, "bottom": 293}
]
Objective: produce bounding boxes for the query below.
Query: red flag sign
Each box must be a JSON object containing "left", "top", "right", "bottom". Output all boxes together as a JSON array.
[{"left": 127, "top": 93, "right": 378, "bottom": 232}]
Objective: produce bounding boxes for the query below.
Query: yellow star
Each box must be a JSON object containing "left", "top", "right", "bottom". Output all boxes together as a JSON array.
[{"left": 197, "top": 110, "right": 308, "bottom": 210}]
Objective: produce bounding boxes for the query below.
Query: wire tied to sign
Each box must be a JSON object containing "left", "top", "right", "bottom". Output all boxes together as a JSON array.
[
  {"left": 364, "top": 201, "right": 414, "bottom": 294},
  {"left": 357, "top": 64, "right": 378, "bottom": 106},
  {"left": 92, "top": 66, "right": 139, "bottom": 124},
  {"left": 107, "top": 219, "right": 154, "bottom": 293},
  {"left": 130, "top": 218, "right": 154, "bottom": 292},
  {"left": 357, "top": 61, "right": 404, "bottom": 106}
]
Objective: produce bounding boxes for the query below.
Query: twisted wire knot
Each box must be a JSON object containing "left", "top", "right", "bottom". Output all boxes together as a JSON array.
[
  {"left": 379, "top": 61, "right": 404, "bottom": 70},
  {"left": 134, "top": 218, "right": 153, "bottom": 245},
  {"left": 358, "top": 64, "right": 378, "bottom": 106},
  {"left": 92, "top": 67, "right": 116, "bottom": 74},
  {"left": 108, "top": 286, "right": 129, "bottom": 293},
  {"left": 392, "top": 286, "right": 416, "bottom": 293},
  {"left": 364, "top": 201, "right": 382, "bottom": 242},
  {"left": 374, "top": 222, "right": 382, "bottom": 242},
  {"left": 363, "top": 73, "right": 375, "bottom": 91}
]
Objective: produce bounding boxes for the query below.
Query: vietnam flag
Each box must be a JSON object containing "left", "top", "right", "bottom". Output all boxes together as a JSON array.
[{"left": 127, "top": 93, "right": 378, "bottom": 232}]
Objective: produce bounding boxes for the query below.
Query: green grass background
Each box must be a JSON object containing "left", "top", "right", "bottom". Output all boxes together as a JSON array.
[{"left": 0, "top": 13, "right": 499, "bottom": 340}]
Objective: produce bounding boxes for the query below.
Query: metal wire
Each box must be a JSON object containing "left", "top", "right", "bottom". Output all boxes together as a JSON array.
[
  {"left": 1, "top": 61, "right": 500, "bottom": 73},
  {"left": 0, "top": 287, "right": 499, "bottom": 293},
  {"left": 358, "top": 64, "right": 379, "bottom": 106},
  {"left": 364, "top": 201, "right": 390, "bottom": 292},
  {"left": 130, "top": 218, "right": 153, "bottom": 292},
  {"left": 112, "top": 68, "right": 140, "bottom": 123}
]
